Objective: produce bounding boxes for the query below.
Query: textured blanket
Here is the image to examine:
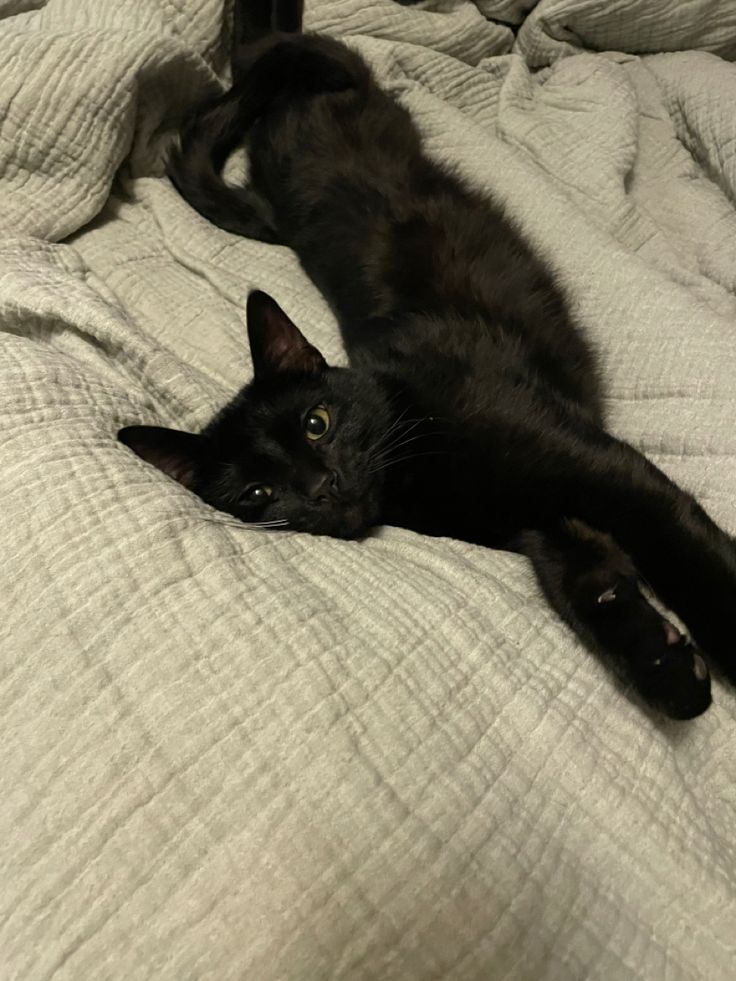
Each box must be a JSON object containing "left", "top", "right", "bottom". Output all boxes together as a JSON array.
[{"left": 2, "top": 1, "right": 736, "bottom": 978}]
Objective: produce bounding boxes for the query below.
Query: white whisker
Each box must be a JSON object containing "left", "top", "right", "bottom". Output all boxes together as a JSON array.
[
  {"left": 367, "top": 449, "right": 446, "bottom": 475},
  {"left": 366, "top": 418, "right": 434, "bottom": 469},
  {"left": 362, "top": 407, "right": 413, "bottom": 460},
  {"left": 371, "top": 429, "right": 440, "bottom": 462},
  {"left": 367, "top": 429, "right": 445, "bottom": 473},
  {"left": 200, "top": 517, "right": 289, "bottom": 531}
]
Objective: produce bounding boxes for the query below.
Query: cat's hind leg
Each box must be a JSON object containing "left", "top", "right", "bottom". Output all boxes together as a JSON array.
[
  {"left": 233, "top": 0, "right": 273, "bottom": 49},
  {"left": 518, "top": 520, "right": 712, "bottom": 719},
  {"left": 232, "top": 0, "right": 303, "bottom": 65}
]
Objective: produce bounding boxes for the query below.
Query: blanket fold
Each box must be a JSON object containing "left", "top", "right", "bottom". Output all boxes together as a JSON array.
[{"left": 1, "top": 1, "right": 735, "bottom": 978}]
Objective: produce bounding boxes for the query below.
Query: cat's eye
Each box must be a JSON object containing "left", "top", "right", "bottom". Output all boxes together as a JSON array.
[
  {"left": 304, "top": 404, "right": 330, "bottom": 441},
  {"left": 240, "top": 484, "right": 273, "bottom": 505}
]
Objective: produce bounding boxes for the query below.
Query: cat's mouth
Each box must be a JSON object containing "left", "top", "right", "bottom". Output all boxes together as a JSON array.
[
  {"left": 341, "top": 504, "right": 370, "bottom": 537},
  {"left": 298, "top": 497, "right": 375, "bottom": 540},
  {"left": 318, "top": 504, "right": 372, "bottom": 539}
]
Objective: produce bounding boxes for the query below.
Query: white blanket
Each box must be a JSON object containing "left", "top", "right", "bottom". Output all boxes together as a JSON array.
[{"left": 2, "top": 1, "right": 736, "bottom": 978}]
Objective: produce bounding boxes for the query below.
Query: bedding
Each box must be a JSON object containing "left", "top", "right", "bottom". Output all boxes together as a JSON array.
[{"left": 1, "top": 0, "right": 736, "bottom": 977}]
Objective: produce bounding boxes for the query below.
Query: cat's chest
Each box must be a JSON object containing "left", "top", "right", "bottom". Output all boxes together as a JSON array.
[{"left": 379, "top": 430, "right": 521, "bottom": 546}]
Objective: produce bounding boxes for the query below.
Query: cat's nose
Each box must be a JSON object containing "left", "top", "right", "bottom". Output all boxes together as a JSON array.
[{"left": 306, "top": 470, "right": 338, "bottom": 502}]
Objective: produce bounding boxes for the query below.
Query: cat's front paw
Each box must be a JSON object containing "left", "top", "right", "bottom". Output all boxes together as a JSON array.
[
  {"left": 634, "top": 626, "right": 711, "bottom": 721},
  {"left": 590, "top": 579, "right": 712, "bottom": 719}
]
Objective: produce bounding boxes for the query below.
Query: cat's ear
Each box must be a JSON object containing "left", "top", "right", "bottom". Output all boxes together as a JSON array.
[
  {"left": 118, "top": 425, "right": 205, "bottom": 490},
  {"left": 246, "top": 290, "right": 327, "bottom": 377}
]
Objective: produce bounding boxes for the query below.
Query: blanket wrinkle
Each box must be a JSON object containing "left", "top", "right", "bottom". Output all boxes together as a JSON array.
[{"left": 1, "top": 1, "right": 736, "bottom": 979}]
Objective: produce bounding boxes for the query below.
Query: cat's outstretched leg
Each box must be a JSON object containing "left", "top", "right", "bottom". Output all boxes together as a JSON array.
[
  {"left": 557, "top": 430, "right": 736, "bottom": 685},
  {"left": 518, "top": 520, "right": 712, "bottom": 719},
  {"left": 497, "top": 414, "right": 736, "bottom": 687}
]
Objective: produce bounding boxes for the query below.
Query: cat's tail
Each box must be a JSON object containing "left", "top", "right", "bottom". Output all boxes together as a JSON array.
[
  {"left": 167, "top": 27, "right": 365, "bottom": 240},
  {"left": 166, "top": 80, "right": 277, "bottom": 240},
  {"left": 166, "top": 0, "right": 304, "bottom": 238}
]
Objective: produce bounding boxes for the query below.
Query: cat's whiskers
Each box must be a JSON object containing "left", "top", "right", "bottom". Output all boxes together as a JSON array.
[
  {"left": 376, "top": 412, "right": 448, "bottom": 458},
  {"left": 375, "top": 406, "right": 413, "bottom": 447},
  {"left": 363, "top": 408, "right": 415, "bottom": 460},
  {"left": 200, "top": 516, "right": 290, "bottom": 531},
  {"left": 367, "top": 417, "right": 433, "bottom": 468},
  {"left": 367, "top": 428, "right": 444, "bottom": 473},
  {"left": 373, "top": 429, "right": 435, "bottom": 459},
  {"left": 142, "top": 510, "right": 289, "bottom": 531},
  {"left": 367, "top": 449, "right": 446, "bottom": 475}
]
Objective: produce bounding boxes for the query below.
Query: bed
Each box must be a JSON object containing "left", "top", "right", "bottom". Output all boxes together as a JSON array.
[{"left": 1, "top": 0, "right": 735, "bottom": 977}]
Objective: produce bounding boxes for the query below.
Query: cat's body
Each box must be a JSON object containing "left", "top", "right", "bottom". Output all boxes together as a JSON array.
[{"left": 120, "top": 0, "right": 736, "bottom": 719}]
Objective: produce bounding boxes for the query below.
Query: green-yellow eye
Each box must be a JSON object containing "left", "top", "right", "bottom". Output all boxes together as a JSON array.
[
  {"left": 241, "top": 484, "right": 273, "bottom": 505},
  {"left": 305, "top": 404, "right": 330, "bottom": 441}
]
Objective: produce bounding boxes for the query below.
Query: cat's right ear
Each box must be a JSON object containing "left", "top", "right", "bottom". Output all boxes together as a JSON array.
[
  {"left": 246, "top": 290, "right": 327, "bottom": 377},
  {"left": 118, "top": 425, "right": 205, "bottom": 490}
]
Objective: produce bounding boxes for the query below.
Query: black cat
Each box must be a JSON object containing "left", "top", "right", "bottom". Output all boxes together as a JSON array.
[{"left": 119, "top": 0, "right": 736, "bottom": 719}]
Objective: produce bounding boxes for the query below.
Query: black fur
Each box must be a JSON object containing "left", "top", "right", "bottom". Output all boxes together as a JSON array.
[{"left": 120, "top": 0, "right": 736, "bottom": 720}]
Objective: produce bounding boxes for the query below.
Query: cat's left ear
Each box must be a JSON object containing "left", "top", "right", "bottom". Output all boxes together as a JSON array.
[
  {"left": 118, "top": 425, "right": 205, "bottom": 490},
  {"left": 247, "top": 290, "right": 327, "bottom": 377}
]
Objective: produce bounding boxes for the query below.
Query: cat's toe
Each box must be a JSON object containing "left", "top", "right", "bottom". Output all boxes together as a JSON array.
[{"left": 692, "top": 651, "right": 709, "bottom": 681}]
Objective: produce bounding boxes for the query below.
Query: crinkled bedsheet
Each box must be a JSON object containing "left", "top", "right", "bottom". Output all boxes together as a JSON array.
[{"left": 1, "top": 1, "right": 736, "bottom": 978}]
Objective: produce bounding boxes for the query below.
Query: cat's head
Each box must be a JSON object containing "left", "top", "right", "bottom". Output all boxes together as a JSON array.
[{"left": 118, "top": 291, "right": 393, "bottom": 538}]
